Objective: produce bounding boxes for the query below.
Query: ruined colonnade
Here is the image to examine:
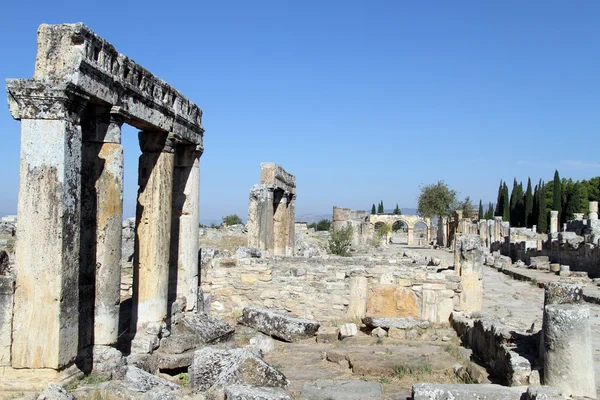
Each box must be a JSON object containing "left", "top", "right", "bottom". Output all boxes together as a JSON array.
[{"left": 4, "top": 23, "right": 204, "bottom": 371}]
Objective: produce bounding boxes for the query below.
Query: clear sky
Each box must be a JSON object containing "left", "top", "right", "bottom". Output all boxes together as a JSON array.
[{"left": 1, "top": 1, "right": 599, "bottom": 221}]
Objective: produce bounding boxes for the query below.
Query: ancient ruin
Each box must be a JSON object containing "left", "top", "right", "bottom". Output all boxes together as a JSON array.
[{"left": 247, "top": 163, "right": 296, "bottom": 257}]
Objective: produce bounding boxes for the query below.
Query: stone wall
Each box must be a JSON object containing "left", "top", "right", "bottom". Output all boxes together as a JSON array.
[{"left": 200, "top": 251, "right": 462, "bottom": 324}]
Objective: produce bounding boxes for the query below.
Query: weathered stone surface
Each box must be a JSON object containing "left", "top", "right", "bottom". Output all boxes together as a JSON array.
[
  {"left": 455, "top": 234, "right": 484, "bottom": 312},
  {"left": 544, "top": 282, "right": 583, "bottom": 305},
  {"left": 362, "top": 317, "right": 430, "bottom": 330},
  {"left": 525, "top": 386, "right": 562, "bottom": 400},
  {"left": 0, "top": 251, "right": 9, "bottom": 275},
  {"left": 316, "top": 327, "right": 339, "bottom": 343},
  {"left": 239, "top": 307, "right": 319, "bottom": 342},
  {"left": 159, "top": 313, "right": 234, "bottom": 354},
  {"left": 124, "top": 365, "right": 180, "bottom": 393},
  {"left": 300, "top": 380, "right": 382, "bottom": 400},
  {"left": 411, "top": 383, "right": 525, "bottom": 400},
  {"left": 224, "top": 385, "right": 291, "bottom": 400},
  {"left": 0, "top": 275, "right": 14, "bottom": 365},
  {"left": 370, "top": 327, "right": 387, "bottom": 338},
  {"left": 338, "top": 323, "right": 357, "bottom": 339},
  {"left": 248, "top": 334, "right": 275, "bottom": 356},
  {"left": 189, "top": 347, "right": 288, "bottom": 393},
  {"left": 236, "top": 247, "right": 262, "bottom": 259},
  {"left": 366, "top": 285, "right": 419, "bottom": 318},
  {"left": 529, "top": 256, "right": 550, "bottom": 270},
  {"left": 37, "top": 384, "right": 75, "bottom": 400}
]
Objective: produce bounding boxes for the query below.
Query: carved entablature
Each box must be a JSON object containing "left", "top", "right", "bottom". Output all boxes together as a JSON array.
[
  {"left": 6, "top": 23, "right": 203, "bottom": 145},
  {"left": 260, "top": 162, "right": 296, "bottom": 196}
]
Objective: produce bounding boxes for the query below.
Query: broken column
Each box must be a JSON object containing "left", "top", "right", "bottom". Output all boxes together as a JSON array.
[
  {"left": 7, "top": 81, "right": 88, "bottom": 369},
  {"left": 542, "top": 282, "right": 596, "bottom": 398},
  {"left": 80, "top": 106, "right": 124, "bottom": 355},
  {"left": 131, "top": 131, "right": 175, "bottom": 352},
  {"left": 549, "top": 210, "right": 559, "bottom": 235},
  {"left": 590, "top": 201, "right": 598, "bottom": 220},
  {"left": 247, "top": 185, "right": 275, "bottom": 256},
  {"left": 273, "top": 191, "right": 289, "bottom": 256},
  {"left": 455, "top": 234, "right": 484, "bottom": 312},
  {"left": 170, "top": 144, "right": 202, "bottom": 312},
  {"left": 348, "top": 276, "right": 369, "bottom": 320}
]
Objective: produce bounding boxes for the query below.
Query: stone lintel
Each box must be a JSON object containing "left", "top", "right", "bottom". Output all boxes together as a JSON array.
[
  {"left": 260, "top": 162, "right": 296, "bottom": 195},
  {"left": 10, "top": 23, "right": 203, "bottom": 145}
]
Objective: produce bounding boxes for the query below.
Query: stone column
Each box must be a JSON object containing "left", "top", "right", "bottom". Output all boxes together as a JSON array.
[
  {"left": 407, "top": 226, "right": 414, "bottom": 246},
  {"left": 273, "top": 191, "right": 288, "bottom": 256},
  {"left": 590, "top": 202, "right": 598, "bottom": 220},
  {"left": 6, "top": 82, "right": 88, "bottom": 369},
  {"left": 455, "top": 234, "right": 484, "bottom": 312},
  {"left": 170, "top": 144, "right": 202, "bottom": 312},
  {"left": 549, "top": 210, "right": 559, "bottom": 234},
  {"left": 131, "top": 131, "right": 174, "bottom": 353},
  {"left": 286, "top": 194, "right": 296, "bottom": 256},
  {"left": 348, "top": 276, "right": 369, "bottom": 320},
  {"left": 80, "top": 106, "right": 124, "bottom": 352},
  {"left": 247, "top": 185, "right": 275, "bottom": 256}
]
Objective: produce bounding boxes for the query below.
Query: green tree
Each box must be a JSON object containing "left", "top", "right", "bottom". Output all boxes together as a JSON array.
[
  {"left": 485, "top": 202, "right": 494, "bottom": 220},
  {"left": 553, "top": 170, "right": 562, "bottom": 222},
  {"left": 524, "top": 178, "right": 533, "bottom": 227},
  {"left": 537, "top": 183, "right": 548, "bottom": 233},
  {"left": 416, "top": 180, "right": 458, "bottom": 218},
  {"left": 502, "top": 182, "right": 510, "bottom": 222},
  {"left": 563, "top": 182, "right": 582, "bottom": 222},
  {"left": 316, "top": 219, "right": 332, "bottom": 231},
  {"left": 393, "top": 203, "right": 401, "bottom": 215},
  {"left": 222, "top": 214, "right": 243, "bottom": 226},
  {"left": 495, "top": 180, "right": 503, "bottom": 217},
  {"left": 459, "top": 196, "right": 475, "bottom": 219},
  {"left": 478, "top": 200, "right": 484, "bottom": 220},
  {"left": 329, "top": 225, "right": 353, "bottom": 256},
  {"left": 509, "top": 178, "right": 524, "bottom": 226},
  {"left": 371, "top": 204, "right": 376, "bottom": 215},
  {"left": 377, "top": 201, "right": 384, "bottom": 214}
]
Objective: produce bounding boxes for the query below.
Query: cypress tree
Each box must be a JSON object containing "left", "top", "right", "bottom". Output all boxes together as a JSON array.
[
  {"left": 502, "top": 182, "right": 510, "bottom": 222},
  {"left": 371, "top": 204, "right": 376, "bottom": 215},
  {"left": 478, "top": 200, "right": 484, "bottom": 220},
  {"left": 495, "top": 180, "right": 503, "bottom": 216},
  {"left": 486, "top": 202, "right": 494, "bottom": 220},
  {"left": 553, "top": 170, "right": 562, "bottom": 222},
  {"left": 377, "top": 201, "right": 384, "bottom": 214},
  {"left": 393, "top": 203, "right": 401, "bottom": 215},
  {"left": 538, "top": 183, "right": 548, "bottom": 233},
  {"left": 516, "top": 182, "right": 525, "bottom": 227},
  {"left": 524, "top": 178, "right": 533, "bottom": 227},
  {"left": 532, "top": 183, "right": 539, "bottom": 228}
]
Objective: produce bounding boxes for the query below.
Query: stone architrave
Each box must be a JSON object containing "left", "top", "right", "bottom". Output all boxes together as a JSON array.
[
  {"left": 132, "top": 132, "right": 175, "bottom": 350},
  {"left": 170, "top": 144, "right": 202, "bottom": 312},
  {"left": 455, "top": 234, "right": 484, "bottom": 312}
]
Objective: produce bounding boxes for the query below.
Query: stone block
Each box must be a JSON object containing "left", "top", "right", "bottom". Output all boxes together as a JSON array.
[
  {"left": 224, "top": 385, "right": 291, "bottom": 400},
  {"left": 544, "top": 282, "right": 583, "bottom": 305},
  {"left": 37, "top": 384, "right": 76, "bottom": 400},
  {"left": 529, "top": 256, "right": 550, "bottom": 270},
  {"left": 239, "top": 307, "right": 320, "bottom": 342},
  {"left": 124, "top": 365, "right": 180, "bottom": 393},
  {"left": 159, "top": 313, "right": 234, "bottom": 354},
  {"left": 411, "top": 383, "right": 525, "bottom": 400},
  {"left": 387, "top": 327, "right": 406, "bottom": 339},
  {"left": 362, "top": 317, "right": 430, "bottom": 330},
  {"left": 559, "top": 265, "right": 570, "bottom": 277},
  {"left": 300, "top": 379, "right": 382, "bottom": 400},
  {"left": 549, "top": 263, "right": 560, "bottom": 273},
  {"left": 371, "top": 327, "right": 387, "bottom": 338},
  {"left": 248, "top": 334, "right": 275, "bottom": 356},
  {"left": 365, "top": 285, "right": 419, "bottom": 318},
  {"left": 316, "top": 327, "right": 339, "bottom": 343},
  {"left": 338, "top": 323, "right": 358, "bottom": 339},
  {"left": 189, "top": 348, "right": 288, "bottom": 393},
  {"left": 525, "top": 386, "right": 562, "bottom": 400},
  {"left": 236, "top": 247, "right": 262, "bottom": 259}
]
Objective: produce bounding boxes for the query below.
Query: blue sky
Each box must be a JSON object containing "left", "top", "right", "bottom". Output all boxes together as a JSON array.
[{"left": 1, "top": 1, "right": 599, "bottom": 221}]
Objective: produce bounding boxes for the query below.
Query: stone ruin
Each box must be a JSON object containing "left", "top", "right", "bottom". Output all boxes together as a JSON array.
[
  {"left": 247, "top": 163, "right": 296, "bottom": 257},
  {"left": 3, "top": 22, "right": 208, "bottom": 389}
]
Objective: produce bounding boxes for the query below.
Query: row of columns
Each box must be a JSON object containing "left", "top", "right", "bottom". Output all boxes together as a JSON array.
[{"left": 10, "top": 89, "right": 202, "bottom": 369}]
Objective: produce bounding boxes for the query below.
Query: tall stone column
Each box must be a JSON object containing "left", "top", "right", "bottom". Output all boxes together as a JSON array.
[
  {"left": 80, "top": 106, "right": 124, "bottom": 352},
  {"left": 273, "top": 191, "right": 288, "bottom": 256},
  {"left": 286, "top": 194, "right": 296, "bottom": 256},
  {"left": 247, "top": 185, "right": 275, "bottom": 256},
  {"left": 170, "top": 144, "right": 202, "bottom": 312},
  {"left": 589, "top": 201, "right": 598, "bottom": 220},
  {"left": 549, "top": 210, "right": 559, "bottom": 235},
  {"left": 407, "top": 226, "right": 414, "bottom": 246},
  {"left": 131, "top": 131, "right": 174, "bottom": 353},
  {"left": 455, "top": 234, "right": 484, "bottom": 312},
  {"left": 6, "top": 81, "right": 88, "bottom": 369}
]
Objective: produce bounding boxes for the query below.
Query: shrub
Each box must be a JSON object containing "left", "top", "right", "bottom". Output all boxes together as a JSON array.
[
  {"left": 222, "top": 214, "right": 243, "bottom": 226},
  {"left": 329, "top": 225, "right": 353, "bottom": 256}
]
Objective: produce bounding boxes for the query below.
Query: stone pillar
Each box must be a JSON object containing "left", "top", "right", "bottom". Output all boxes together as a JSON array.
[
  {"left": 247, "top": 185, "right": 275, "bottom": 256},
  {"left": 273, "top": 191, "right": 288, "bottom": 256},
  {"left": 407, "top": 226, "right": 414, "bottom": 246},
  {"left": 543, "top": 304, "right": 596, "bottom": 398},
  {"left": 590, "top": 202, "right": 598, "bottom": 220},
  {"left": 348, "top": 276, "right": 369, "bottom": 320},
  {"left": 170, "top": 144, "right": 202, "bottom": 312},
  {"left": 131, "top": 131, "right": 174, "bottom": 353},
  {"left": 549, "top": 210, "right": 559, "bottom": 234},
  {"left": 286, "top": 194, "right": 296, "bottom": 256},
  {"left": 80, "top": 106, "right": 124, "bottom": 352},
  {"left": 7, "top": 82, "right": 88, "bottom": 369},
  {"left": 455, "top": 234, "right": 484, "bottom": 312}
]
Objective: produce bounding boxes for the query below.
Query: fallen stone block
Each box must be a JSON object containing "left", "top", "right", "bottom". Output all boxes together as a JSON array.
[
  {"left": 525, "top": 385, "right": 562, "bottom": 400},
  {"left": 411, "top": 383, "right": 525, "bottom": 400},
  {"left": 37, "top": 384, "right": 75, "bottom": 400},
  {"left": 236, "top": 247, "right": 262, "bottom": 259},
  {"left": 371, "top": 327, "right": 387, "bottom": 338},
  {"left": 300, "top": 379, "right": 382, "bottom": 400},
  {"left": 239, "top": 307, "right": 320, "bottom": 342},
  {"left": 189, "top": 347, "right": 288, "bottom": 393},
  {"left": 224, "top": 385, "right": 291, "bottom": 400},
  {"left": 316, "top": 327, "right": 339, "bottom": 343},
  {"left": 529, "top": 256, "right": 550, "bottom": 270},
  {"left": 549, "top": 263, "right": 560, "bottom": 273},
  {"left": 124, "top": 365, "right": 180, "bottom": 393},
  {"left": 362, "top": 317, "right": 430, "bottom": 330},
  {"left": 338, "top": 323, "right": 357, "bottom": 339},
  {"left": 159, "top": 313, "right": 235, "bottom": 354},
  {"left": 248, "top": 334, "right": 275, "bottom": 357}
]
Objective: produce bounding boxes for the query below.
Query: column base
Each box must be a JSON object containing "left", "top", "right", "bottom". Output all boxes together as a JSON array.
[{"left": 0, "top": 364, "right": 83, "bottom": 398}]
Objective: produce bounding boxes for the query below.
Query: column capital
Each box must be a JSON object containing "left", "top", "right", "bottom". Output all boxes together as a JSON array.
[
  {"left": 138, "top": 131, "right": 176, "bottom": 153},
  {"left": 7, "top": 79, "right": 89, "bottom": 122}
]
